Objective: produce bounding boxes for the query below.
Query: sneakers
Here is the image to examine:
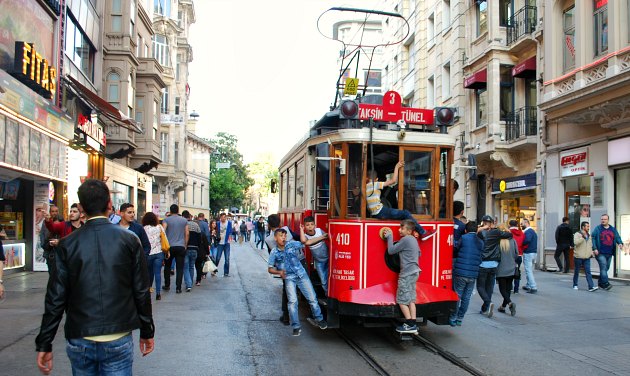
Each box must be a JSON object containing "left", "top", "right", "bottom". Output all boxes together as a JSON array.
[
  {"left": 513, "top": 290, "right": 519, "bottom": 294},
  {"left": 185, "top": 288, "right": 192, "bottom": 292},
  {"left": 498, "top": 306, "right": 506, "bottom": 313},
  {"left": 522, "top": 286, "right": 531, "bottom": 291},
  {"left": 486, "top": 303, "right": 494, "bottom": 318},
  {"left": 176, "top": 289, "right": 182, "bottom": 294},
  {"left": 195, "top": 282, "right": 201, "bottom": 286},
  {"left": 156, "top": 294, "right": 161, "bottom": 301},
  {"left": 573, "top": 286, "right": 579, "bottom": 290},
  {"left": 162, "top": 286, "right": 170, "bottom": 291},
  {"left": 456, "top": 320, "right": 462, "bottom": 326},
  {"left": 292, "top": 328, "right": 302, "bottom": 336},
  {"left": 396, "top": 323, "right": 418, "bottom": 334},
  {"left": 307, "top": 317, "right": 328, "bottom": 330},
  {"left": 526, "top": 289, "right": 538, "bottom": 294},
  {"left": 605, "top": 284, "right": 613, "bottom": 291},
  {"left": 508, "top": 302, "right": 516, "bottom": 316},
  {"left": 223, "top": 274, "right": 230, "bottom": 277},
  {"left": 279, "top": 315, "right": 290, "bottom": 326},
  {"left": 449, "top": 319, "right": 457, "bottom": 327},
  {"left": 588, "top": 286, "right": 599, "bottom": 292}
]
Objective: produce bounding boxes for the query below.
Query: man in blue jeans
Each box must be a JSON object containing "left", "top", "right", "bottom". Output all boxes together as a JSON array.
[
  {"left": 35, "top": 179, "right": 154, "bottom": 375},
  {"left": 591, "top": 214, "right": 622, "bottom": 290},
  {"left": 268, "top": 228, "right": 327, "bottom": 336},
  {"left": 216, "top": 213, "right": 233, "bottom": 277},
  {"left": 521, "top": 218, "right": 538, "bottom": 294},
  {"left": 450, "top": 221, "right": 483, "bottom": 326},
  {"left": 183, "top": 211, "right": 201, "bottom": 292}
]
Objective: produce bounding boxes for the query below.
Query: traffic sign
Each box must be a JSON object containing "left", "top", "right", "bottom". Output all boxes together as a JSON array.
[
  {"left": 344, "top": 78, "right": 359, "bottom": 95},
  {"left": 357, "top": 91, "right": 433, "bottom": 125}
]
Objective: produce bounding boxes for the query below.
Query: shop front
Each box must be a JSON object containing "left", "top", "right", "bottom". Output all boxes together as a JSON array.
[
  {"left": 491, "top": 173, "right": 537, "bottom": 229},
  {"left": 608, "top": 137, "right": 630, "bottom": 279}
]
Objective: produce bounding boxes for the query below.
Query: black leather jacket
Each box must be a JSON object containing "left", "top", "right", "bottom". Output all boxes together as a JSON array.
[
  {"left": 36, "top": 218, "right": 154, "bottom": 352},
  {"left": 478, "top": 228, "right": 513, "bottom": 262}
]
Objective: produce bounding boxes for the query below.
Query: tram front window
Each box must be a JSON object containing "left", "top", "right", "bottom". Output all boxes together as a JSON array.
[{"left": 403, "top": 151, "right": 433, "bottom": 216}]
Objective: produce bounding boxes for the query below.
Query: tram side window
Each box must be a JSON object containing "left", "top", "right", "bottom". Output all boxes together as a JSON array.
[
  {"left": 281, "top": 172, "right": 287, "bottom": 209},
  {"left": 366, "top": 145, "right": 401, "bottom": 212},
  {"left": 347, "top": 143, "right": 363, "bottom": 217},
  {"left": 403, "top": 150, "right": 433, "bottom": 216},
  {"left": 288, "top": 166, "right": 295, "bottom": 208},
  {"left": 296, "top": 159, "right": 305, "bottom": 209},
  {"left": 315, "top": 143, "right": 330, "bottom": 211},
  {"left": 332, "top": 145, "right": 343, "bottom": 218},
  {"left": 438, "top": 148, "right": 451, "bottom": 218}
]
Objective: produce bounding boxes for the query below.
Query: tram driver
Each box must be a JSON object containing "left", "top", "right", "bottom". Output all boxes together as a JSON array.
[{"left": 366, "top": 161, "right": 433, "bottom": 239}]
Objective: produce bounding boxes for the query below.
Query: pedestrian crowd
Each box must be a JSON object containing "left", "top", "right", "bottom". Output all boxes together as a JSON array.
[{"left": 449, "top": 201, "right": 620, "bottom": 328}]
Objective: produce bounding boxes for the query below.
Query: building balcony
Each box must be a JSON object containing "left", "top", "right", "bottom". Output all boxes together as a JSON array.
[
  {"left": 506, "top": 5, "right": 537, "bottom": 54},
  {"left": 504, "top": 106, "right": 537, "bottom": 150}
]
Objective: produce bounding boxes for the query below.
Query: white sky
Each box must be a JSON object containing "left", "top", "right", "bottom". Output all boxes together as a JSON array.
[{"left": 188, "top": 0, "right": 380, "bottom": 164}]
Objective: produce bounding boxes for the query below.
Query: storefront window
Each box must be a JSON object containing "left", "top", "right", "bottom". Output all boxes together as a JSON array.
[
  {"left": 594, "top": 0, "right": 608, "bottom": 56},
  {"left": 112, "top": 181, "right": 132, "bottom": 211},
  {"left": 615, "top": 168, "right": 630, "bottom": 277},
  {"left": 563, "top": 6, "right": 576, "bottom": 72},
  {"left": 565, "top": 175, "right": 591, "bottom": 234}
]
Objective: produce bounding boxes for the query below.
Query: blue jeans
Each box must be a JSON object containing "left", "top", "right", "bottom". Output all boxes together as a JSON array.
[
  {"left": 523, "top": 252, "right": 537, "bottom": 290},
  {"left": 314, "top": 259, "right": 329, "bottom": 294},
  {"left": 596, "top": 253, "right": 613, "bottom": 287},
  {"left": 285, "top": 272, "right": 324, "bottom": 329},
  {"left": 513, "top": 256, "right": 522, "bottom": 292},
  {"left": 147, "top": 253, "right": 164, "bottom": 294},
  {"left": 451, "top": 275, "right": 476, "bottom": 322},
  {"left": 476, "top": 267, "right": 496, "bottom": 312},
  {"left": 66, "top": 334, "right": 133, "bottom": 376},
  {"left": 216, "top": 243, "right": 231, "bottom": 275},
  {"left": 184, "top": 248, "right": 198, "bottom": 289},
  {"left": 374, "top": 207, "right": 425, "bottom": 235},
  {"left": 210, "top": 245, "right": 217, "bottom": 262},
  {"left": 573, "top": 257, "right": 595, "bottom": 289}
]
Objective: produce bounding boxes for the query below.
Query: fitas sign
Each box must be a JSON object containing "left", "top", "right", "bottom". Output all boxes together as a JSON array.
[{"left": 12, "top": 42, "right": 57, "bottom": 100}]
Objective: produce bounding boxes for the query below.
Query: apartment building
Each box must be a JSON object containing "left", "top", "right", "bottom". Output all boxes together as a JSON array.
[{"left": 540, "top": 0, "right": 630, "bottom": 277}]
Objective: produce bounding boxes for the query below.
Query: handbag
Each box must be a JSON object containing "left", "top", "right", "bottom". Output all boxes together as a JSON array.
[
  {"left": 514, "top": 266, "right": 521, "bottom": 280},
  {"left": 202, "top": 257, "right": 218, "bottom": 273},
  {"left": 159, "top": 226, "right": 170, "bottom": 253}
]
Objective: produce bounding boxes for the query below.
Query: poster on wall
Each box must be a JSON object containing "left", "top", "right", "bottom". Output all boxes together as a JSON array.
[
  {"left": 18, "top": 125, "right": 30, "bottom": 169},
  {"left": 5, "top": 119, "right": 18, "bottom": 166},
  {"left": 2, "top": 243, "right": 25, "bottom": 270},
  {"left": 33, "top": 181, "right": 50, "bottom": 271}
]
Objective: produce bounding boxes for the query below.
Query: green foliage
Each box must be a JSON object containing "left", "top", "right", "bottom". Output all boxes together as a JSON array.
[{"left": 209, "top": 133, "right": 254, "bottom": 215}]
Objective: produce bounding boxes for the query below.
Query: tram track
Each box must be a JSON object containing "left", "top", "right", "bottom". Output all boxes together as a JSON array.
[
  {"left": 412, "top": 332, "right": 486, "bottom": 376},
  {"left": 335, "top": 329, "right": 392, "bottom": 376}
]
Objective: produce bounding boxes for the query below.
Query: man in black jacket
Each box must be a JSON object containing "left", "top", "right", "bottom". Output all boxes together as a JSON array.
[
  {"left": 35, "top": 179, "right": 154, "bottom": 375},
  {"left": 554, "top": 216, "right": 574, "bottom": 273}
]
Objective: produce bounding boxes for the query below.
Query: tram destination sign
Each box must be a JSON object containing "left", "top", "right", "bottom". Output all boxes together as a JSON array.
[{"left": 358, "top": 91, "right": 434, "bottom": 125}]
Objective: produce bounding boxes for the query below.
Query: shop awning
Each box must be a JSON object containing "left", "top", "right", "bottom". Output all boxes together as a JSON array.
[
  {"left": 512, "top": 56, "right": 537, "bottom": 79},
  {"left": 464, "top": 69, "right": 487, "bottom": 89},
  {"left": 63, "top": 75, "right": 143, "bottom": 134}
]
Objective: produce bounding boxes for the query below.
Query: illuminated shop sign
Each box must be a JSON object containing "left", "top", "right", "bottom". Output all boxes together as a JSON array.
[
  {"left": 560, "top": 147, "right": 588, "bottom": 177},
  {"left": 12, "top": 41, "right": 57, "bottom": 99},
  {"left": 77, "top": 113, "right": 106, "bottom": 147}
]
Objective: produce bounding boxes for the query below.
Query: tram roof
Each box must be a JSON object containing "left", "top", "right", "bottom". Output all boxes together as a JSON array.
[{"left": 280, "top": 127, "right": 456, "bottom": 167}]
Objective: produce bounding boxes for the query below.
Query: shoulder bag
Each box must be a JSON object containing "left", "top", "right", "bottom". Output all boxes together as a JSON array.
[{"left": 159, "top": 225, "right": 170, "bottom": 253}]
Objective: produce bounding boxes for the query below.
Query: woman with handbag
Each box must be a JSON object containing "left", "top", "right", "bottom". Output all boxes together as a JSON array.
[
  {"left": 142, "top": 212, "right": 167, "bottom": 300},
  {"left": 209, "top": 219, "right": 220, "bottom": 270},
  {"left": 496, "top": 224, "right": 519, "bottom": 316}
]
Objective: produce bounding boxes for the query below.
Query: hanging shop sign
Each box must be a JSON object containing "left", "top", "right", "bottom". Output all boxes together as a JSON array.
[
  {"left": 76, "top": 112, "right": 106, "bottom": 149},
  {"left": 12, "top": 41, "right": 57, "bottom": 100},
  {"left": 560, "top": 147, "right": 588, "bottom": 177}
]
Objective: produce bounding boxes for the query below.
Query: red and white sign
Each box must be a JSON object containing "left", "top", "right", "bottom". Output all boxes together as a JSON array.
[
  {"left": 560, "top": 147, "right": 588, "bottom": 177},
  {"left": 358, "top": 91, "right": 434, "bottom": 125}
]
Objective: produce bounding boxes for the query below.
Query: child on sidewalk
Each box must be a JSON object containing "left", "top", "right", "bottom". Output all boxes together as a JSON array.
[
  {"left": 382, "top": 219, "right": 421, "bottom": 333},
  {"left": 268, "top": 228, "right": 328, "bottom": 336},
  {"left": 300, "top": 216, "right": 329, "bottom": 295}
]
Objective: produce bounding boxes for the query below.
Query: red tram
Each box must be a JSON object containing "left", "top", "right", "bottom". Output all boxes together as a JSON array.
[{"left": 277, "top": 91, "right": 459, "bottom": 328}]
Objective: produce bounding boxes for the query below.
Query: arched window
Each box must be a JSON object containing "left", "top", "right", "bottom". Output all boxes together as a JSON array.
[
  {"left": 563, "top": 5, "right": 576, "bottom": 72},
  {"left": 107, "top": 72, "right": 120, "bottom": 109}
]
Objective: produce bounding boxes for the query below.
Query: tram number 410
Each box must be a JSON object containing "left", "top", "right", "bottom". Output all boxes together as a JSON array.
[{"left": 336, "top": 233, "right": 350, "bottom": 245}]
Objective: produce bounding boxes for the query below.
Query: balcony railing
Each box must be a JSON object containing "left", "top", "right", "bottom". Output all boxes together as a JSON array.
[
  {"left": 506, "top": 106, "right": 537, "bottom": 142},
  {"left": 506, "top": 5, "right": 537, "bottom": 46}
]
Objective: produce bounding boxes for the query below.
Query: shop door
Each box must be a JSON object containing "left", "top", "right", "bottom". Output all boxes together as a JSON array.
[{"left": 566, "top": 192, "right": 590, "bottom": 234}]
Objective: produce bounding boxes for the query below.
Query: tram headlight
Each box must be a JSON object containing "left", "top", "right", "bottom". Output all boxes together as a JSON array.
[{"left": 339, "top": 100, "right": 359, "bottom": 120}]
